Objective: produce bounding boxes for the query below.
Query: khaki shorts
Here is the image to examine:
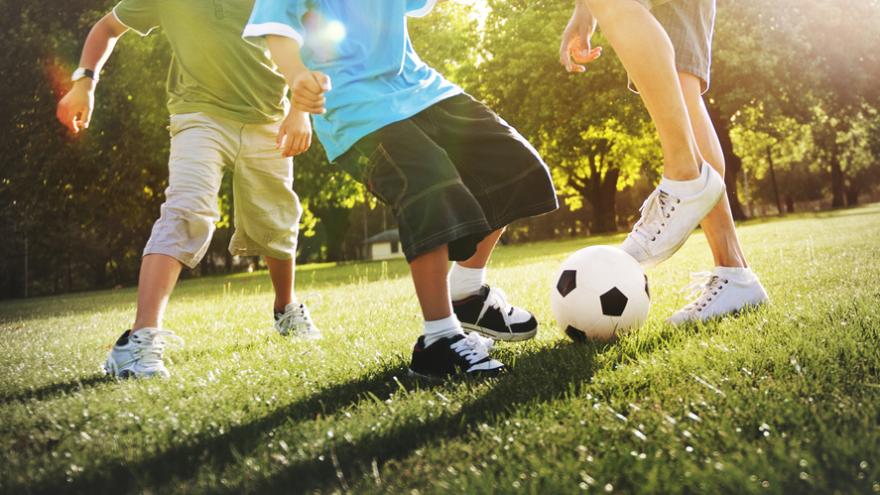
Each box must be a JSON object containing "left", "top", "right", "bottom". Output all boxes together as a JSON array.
[
  {"left": 144, "top": 112, "right": 301, "bottom": 268},
  {"left": 633, "top": 0, "right": 716, "bottom": 93}
]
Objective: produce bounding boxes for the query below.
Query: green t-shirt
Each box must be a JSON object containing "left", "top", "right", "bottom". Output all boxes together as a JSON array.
[{"left": 113, "top": 0, "right": 286, "bottom": 123}]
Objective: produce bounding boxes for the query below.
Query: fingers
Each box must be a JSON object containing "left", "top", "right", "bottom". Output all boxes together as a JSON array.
[
  {"left": 560, "top": 37, "right": 602, "bottom": 73},
  {"left": 292, "top": 71, "right": 332, "bottom": 114},
  {"left": 572, "top": 46, "right": 602, "bottom": 64},
  {"left": 311, "top": 71, "right": 332, "bottom": 92},
  {"left": 291, "top": 92, "right": 326, "bottom": 114},
  {"left": 279, "top": 130, "right": 311, "bottom": 157}
]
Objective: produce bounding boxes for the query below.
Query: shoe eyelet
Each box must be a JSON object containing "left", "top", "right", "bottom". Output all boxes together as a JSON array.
[
  {"left": 677, "top": 199, "right": 681, "bottom": 204},
  {"left": 651, "top": 237, "right": 656, "bottom": 242}
]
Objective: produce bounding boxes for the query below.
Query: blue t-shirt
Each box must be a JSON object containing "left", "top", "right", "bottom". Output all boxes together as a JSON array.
[{"left": 243, "top": 0, "right": 463, "bottom": 161}]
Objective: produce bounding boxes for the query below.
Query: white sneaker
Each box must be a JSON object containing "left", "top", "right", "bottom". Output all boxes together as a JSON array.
[
  {"left": 668, "top": 268, "right": 769, "bottom": 325},
  {"left": 622, "top": 164, "right": 725, "bottom": 268},
  {"left": 274, "top": 303, "right": 322, "bottom": 339},
  {"left": 102, "top": 328, "right": 184, "bottom": 379}
]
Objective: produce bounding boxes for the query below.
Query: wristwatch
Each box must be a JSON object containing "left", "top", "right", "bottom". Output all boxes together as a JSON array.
[{"left": 72, "top": 68, "right": 99, "bottom": 82}]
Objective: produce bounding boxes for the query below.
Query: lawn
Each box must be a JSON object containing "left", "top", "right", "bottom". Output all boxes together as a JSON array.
[{"left": 1, "top": 205, "right": 879, "bottom": 495}]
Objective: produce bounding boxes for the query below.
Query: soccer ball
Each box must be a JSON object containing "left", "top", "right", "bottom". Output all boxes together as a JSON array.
[{"left": 550, "top": 245, "right": 650, "bottom": 342}]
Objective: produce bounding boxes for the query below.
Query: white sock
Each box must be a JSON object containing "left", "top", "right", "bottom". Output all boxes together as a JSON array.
[
  {"left": 660, "top": 163, "right": 708, "bottom": 198},
  {"left": 714, "top": 266, "right": 755, "bottom": 283},
  {"left": 448, "top": 263, "right": 486, "bottom": 301},
  {"left": 423, "top": 315, "right": 465, "bottom": 347}
]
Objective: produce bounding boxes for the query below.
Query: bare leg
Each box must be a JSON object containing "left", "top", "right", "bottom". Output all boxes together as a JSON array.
[
  {"left": 679, "top": 73, "right": 747, "bottom": 268},
  {"left": 264, "top": 256, "right": 295, "bottom": 312},
  {"left": 131, "top": 254, "right": 183, "bottom": 331},
  {"left": 584, "top": 0, "right": 702, "bottom": 180},
  {"left": 409, "top": 245, "right": 453, "bottom": 321},
  {"left": 458, "top": 228, "right": 505, "bottom": 269}
]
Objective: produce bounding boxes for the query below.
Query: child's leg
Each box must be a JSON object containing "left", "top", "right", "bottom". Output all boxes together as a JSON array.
[
  {"left": 131, "top": 254, "right": 183, "bottom": 330},
  {"left": 448, "top": 228, "right": 504, "bottom": 301},
  {"left": 679, "top": 73, "right": 747, "bottom": 268},
  {"left": 265, "top": 256, "right": 295, "bottom": 313},
  {"left": 410, "top": 244, "right": 455, "bottom": 322},
  {"left": 232, "top": 120, "right": 319, "bottom": 338},
  {"left": 584, "top": 0, "right": 702, "bottom": 180}
]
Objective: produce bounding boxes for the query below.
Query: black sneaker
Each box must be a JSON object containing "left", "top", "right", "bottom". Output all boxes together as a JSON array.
[
  {"left": 453, "top": 285, "right": 538, "bottom": 342},
  {"left": 408, "top": 333, "right": 505, "bottom": 379}
]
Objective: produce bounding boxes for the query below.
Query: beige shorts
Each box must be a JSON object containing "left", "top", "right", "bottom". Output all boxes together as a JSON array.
[{"left": 143, "top": 112, "right": 301, "bottom": 268}]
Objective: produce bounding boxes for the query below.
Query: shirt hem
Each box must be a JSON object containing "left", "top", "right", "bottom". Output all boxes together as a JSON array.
[
  {"left": 407, "top": 0, "right": 439, "bottom": 18},
  {"left": 242, "top": 22, "right": 304, "bottom": 47},
  {"left": 325, "top": 87, "right": 464, "bottom": 162},
  {"left": 111, "top": 5, "right": 156, "bottom": 37},
  {"left": 168, "top": 103, "right": 283, "bottom": 125}
]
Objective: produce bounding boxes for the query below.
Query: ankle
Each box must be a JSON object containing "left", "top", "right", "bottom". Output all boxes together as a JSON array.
[
  {"left": 423, "top": 315, "right": 464, "bottom": 347},
  {"left": 274, "top": 298, "right": 296, "bottom": 313},
  {"left": 448, "top": 263, "right": 486, "bottom": 301}
]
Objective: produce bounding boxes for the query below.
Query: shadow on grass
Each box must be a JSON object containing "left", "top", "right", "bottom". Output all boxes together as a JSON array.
[
  {"left": 237, "top": 341, "right": 606, "bottom": 494},
  {"left": 16, "top": 341, "right": 604, "bottom": 495},
  {"left": 19, "top": 364, "right": 411, "bottom": 495},
  {"left": 0, "top": 374, "right": 109, "bottom": 406}
]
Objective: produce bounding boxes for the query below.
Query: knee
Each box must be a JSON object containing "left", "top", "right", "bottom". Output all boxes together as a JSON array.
[{"left": 146, "top": 205, "right": 218, "bottom": 267}]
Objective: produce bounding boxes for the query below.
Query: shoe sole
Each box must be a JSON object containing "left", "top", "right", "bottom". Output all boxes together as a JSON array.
[
  {"left": 462, "top": 323, "right": 537, "bottom": 342},
  {"left": 639, "top": 185, "right": 726, "bottom": 269},
  {"left": 668, "top": 297, "right": 770, "bottom": 326},
  {"left": 407, "top": 367, "right": 505, "bottom": 381}
]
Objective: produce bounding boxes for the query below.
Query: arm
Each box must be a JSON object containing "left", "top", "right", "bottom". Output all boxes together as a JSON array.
[
  {"left": 264, "top": 35, "right": 332, "bottom": 157},
  {"left": 559, "top": 0, "right": 603, "bottom": 73},
  {"left": 56, "top": 13, "right": 129, "bottom": 133}
]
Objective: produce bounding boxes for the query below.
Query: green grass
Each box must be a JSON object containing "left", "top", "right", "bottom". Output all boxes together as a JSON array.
[{"left": 2, "top": 205, "right": 880, "bottom": 495}]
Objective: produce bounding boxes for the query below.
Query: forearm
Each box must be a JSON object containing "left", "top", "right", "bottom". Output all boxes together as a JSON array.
[
  {"left": 78, "top": 13, "right": 128, "bottom": 86},
  {"left": 265, "top": 35, "right": 311, "bottom": 87}
]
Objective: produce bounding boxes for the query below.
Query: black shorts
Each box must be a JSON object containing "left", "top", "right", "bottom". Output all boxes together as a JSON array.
[{"left": 335, "top": 93, "right": 558, "bottom": 262}]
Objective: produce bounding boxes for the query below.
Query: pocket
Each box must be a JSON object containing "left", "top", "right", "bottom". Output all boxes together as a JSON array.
[{"left": 362, "top": 143, "right": 407, "bottom": 207}]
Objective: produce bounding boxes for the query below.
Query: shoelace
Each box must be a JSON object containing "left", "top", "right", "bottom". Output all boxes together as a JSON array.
[
  {"left": 483, "top": 287, "right": 515, "bottom": 328},
  {"left": 276, "top": 305, "right": 313, "bottom": 335},
  {"left": 681, "top": 272, "right": 728, "bottom": 313},
  {"left": 630, "top": 189, "right": 680, "bottom": 246},
  {"left": 450, "top": 332, "right": 495, "bottom": 364},
  {"left": 132, "top": 329, "right": 184, "bottom": 370}
]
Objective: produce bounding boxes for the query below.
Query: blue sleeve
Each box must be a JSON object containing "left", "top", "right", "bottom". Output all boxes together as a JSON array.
[
  {"left": 242, "top": 0, "right": 307, "bottom": 46},
  {"left": 406, "top": 0, "right": 438, "bottom": 18}
]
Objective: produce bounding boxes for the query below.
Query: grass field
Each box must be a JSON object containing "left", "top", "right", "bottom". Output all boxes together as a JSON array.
[{"left": 2, "top": 205, "right": 879, "bottom": 495}]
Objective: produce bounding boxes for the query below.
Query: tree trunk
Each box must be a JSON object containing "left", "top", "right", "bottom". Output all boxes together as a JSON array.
[
  {"left": 594, "top": 168, "right": 619, "bottom": 233},
  {"left": 708, "top": 105, "right": 748, "bottom": 220},
  {"left": 315, "top": 206, "right": 352, "bottom": 262},
  {"left": 830, "top": 151, "right": 845, "bottom": 208},
  {"left": 786, "top": 195, "right": 795, "bottom": 213},
  {"left": 766, "top": 146, "right": 784, "bottom": 215},
  {"left": 845, "top": 182, "right": 859, "bottom": 206},
  {"left": 578, "top": 164, "right": 619, "bottom": 234}
]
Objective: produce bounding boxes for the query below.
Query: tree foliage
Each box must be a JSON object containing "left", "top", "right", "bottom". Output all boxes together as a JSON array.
[{"left": 1, "top": 0, "right": 879, "bottom": 298}]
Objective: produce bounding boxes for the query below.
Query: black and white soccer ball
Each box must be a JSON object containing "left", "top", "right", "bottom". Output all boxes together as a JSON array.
[{"left": 550, "top": 245, "right": 650, "bottom": 342}]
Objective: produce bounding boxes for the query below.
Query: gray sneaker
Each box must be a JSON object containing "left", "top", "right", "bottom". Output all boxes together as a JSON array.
[
  {"left": 622, "top": 164, "right": 725, "bottom": 268},
  {"left": 668, "top": 269, "right": 769, "bottom": 325},
  {"left": 274, "top": 303, "right": 322, "bottom": 339},
  {"left": 102, "top": 328, "right": 183, "bottom": 379}
]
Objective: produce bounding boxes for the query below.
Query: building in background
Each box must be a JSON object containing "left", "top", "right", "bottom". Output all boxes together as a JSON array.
[{"left": 364, "top": 229, "right": 403, "bottom": 261}]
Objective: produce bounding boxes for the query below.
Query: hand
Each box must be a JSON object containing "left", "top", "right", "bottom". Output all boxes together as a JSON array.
[
  {"left": 277, "top": 110, "right": 312, "bottom": 157},
  {"left": 559, "top": 3, "right": 602, "bottom": 73},
  {"left": 291, "top": 71, "right": 332, "bottom": 114},
  {"left": 56, "top": 80, "right": 95, "bottom": 133}
]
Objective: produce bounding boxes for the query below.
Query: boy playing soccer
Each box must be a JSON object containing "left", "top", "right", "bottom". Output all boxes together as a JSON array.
[
  {"left": 56, "top": 0, "right": 321, "bottom": 378},
  {"left": 243, "top": 0, "right": 559, "bottom": 378},
  {"left": 559, "top": 0, "right": 768, "bottom": 323}
]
